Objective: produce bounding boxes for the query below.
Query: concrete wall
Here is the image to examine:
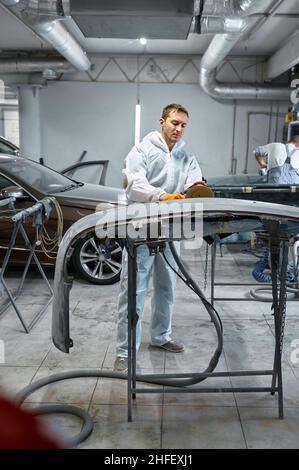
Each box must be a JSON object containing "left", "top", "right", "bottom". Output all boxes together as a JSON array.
[
  {"left": 139, "top": 83, "right": 233, "bottom": 179},
  {"left": 0, "top": 78, "right": 19, "bottom": 144},
  {"left": 2, "top": 55, "right": 289, "bottom": 188},
  {"left": 36, "top": 80, "right": 289, "bottom": 187},
  {"left": 39, "top": 82, "right": 136, "bottom": 187}
]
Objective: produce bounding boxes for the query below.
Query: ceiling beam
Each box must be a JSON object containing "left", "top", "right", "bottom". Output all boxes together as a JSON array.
[{"left": 265, "top": 30, "right": 299, "bottom": 79}]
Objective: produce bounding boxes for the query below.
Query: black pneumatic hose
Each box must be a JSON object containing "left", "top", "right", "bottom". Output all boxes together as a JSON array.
[
  {"left": 15, "top": 242, "right": 224, "bottom": 445},
  {"left": 166, "top": 241, "right": 223, "bottom": 384}
]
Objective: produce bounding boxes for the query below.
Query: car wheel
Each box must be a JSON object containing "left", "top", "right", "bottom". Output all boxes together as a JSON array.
[{"left": 73, "top": 235, "right": 123, "bottom": 285}]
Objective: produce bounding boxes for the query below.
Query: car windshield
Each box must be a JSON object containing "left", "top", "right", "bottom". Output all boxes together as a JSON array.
[
  {"left": 0, "top": 157, "right": 83, "bottom": 194},
  {"left": 0, "top": 138, "right": 18, "bottom": 155}
]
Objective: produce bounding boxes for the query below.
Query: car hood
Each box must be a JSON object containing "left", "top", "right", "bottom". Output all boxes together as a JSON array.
[
  {"left": 52, "top": 182, "right": 127, "bottom": 209},
  {"left": 208, "top": 174, "right": 265, "bottom": 186},
  {"left": 52, "top": 197, "right": 299, "bottom": 353}
]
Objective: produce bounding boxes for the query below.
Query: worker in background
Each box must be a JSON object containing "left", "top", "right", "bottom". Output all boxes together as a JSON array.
[
  {"left": 251, "top": 136, "right": 299, "bottom": 283},
  {"left": 254, "top": 135, "right": 299, "bottom": 184},
  {"left": 114, "top": 103, "right": 203, "bottom": 372}
]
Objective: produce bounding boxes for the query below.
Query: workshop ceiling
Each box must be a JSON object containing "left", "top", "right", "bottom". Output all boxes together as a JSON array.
[{"left": 0, "top": 1, "right": 298, "bottom": 67}]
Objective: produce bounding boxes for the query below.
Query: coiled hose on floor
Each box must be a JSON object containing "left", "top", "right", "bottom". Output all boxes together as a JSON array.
[
  {"left": 15, "top": 242, "right": 223, "bottom": 447},
  {"left": 250, "top": 248, "right": 299, "bottom": 301},
  {"left": 251, "top": 248, "right": 272, "bottom": 283}
]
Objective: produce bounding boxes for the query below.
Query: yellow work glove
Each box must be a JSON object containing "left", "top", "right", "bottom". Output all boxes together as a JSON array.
[{"left": 159, "top": 193, "right": 185, "bottom": 201}]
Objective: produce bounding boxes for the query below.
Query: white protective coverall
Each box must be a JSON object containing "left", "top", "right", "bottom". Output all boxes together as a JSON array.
[
  {"left": 253, "top": 142, "right": 299, "bottom": 184},
  {"left": 252, "top": 142, "right": 299, "bottom": 283},
  {"left": 116, "top": 131, "right": 202, "bottom": 357}
]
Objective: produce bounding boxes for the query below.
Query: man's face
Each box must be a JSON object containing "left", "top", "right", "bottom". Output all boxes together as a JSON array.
[{"left": 160, "top": 110, "right": 188, "bottom": 148}]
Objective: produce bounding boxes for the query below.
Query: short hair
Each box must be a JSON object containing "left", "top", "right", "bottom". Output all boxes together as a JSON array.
[
  {"left": 290, "top": 135, "right": 299, "bottom": 144},
  {"left": 161, "top": 103, "right": 189, "bottom": 120}
]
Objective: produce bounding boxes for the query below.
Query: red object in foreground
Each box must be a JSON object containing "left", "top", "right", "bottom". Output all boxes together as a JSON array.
[{"left": 0, "top": 397, "right": 62, "bottom": 449}]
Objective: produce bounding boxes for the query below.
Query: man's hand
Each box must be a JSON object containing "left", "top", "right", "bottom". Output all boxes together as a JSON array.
[
  {"left": 159, "top": 193, "right": 185, "bottom": 201},
  {"left": 255, "top": 154, "right": 267, "bottom": 169}
]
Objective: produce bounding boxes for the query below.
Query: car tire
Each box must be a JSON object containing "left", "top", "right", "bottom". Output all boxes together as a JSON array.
[{"left": 73, "top": 234, "right": 123, "bottom": 285}]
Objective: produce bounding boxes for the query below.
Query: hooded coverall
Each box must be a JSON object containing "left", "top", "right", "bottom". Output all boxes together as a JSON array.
[
  {"left": 253, "top": 142, "right": 299, "bottom": 184},
  {"left": 252, "top": 142, "right": 299, "bottom": 282},
  {"left": 116, "top": 131, "right": 202, "bottom": 357}
]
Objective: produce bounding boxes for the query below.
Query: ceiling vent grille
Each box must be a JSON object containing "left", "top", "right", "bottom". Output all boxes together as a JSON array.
[{"left": 68, "top": 0, "right": 195, "bottom": 39}]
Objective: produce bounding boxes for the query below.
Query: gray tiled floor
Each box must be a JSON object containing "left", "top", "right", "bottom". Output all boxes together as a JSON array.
[{"left": 1, "top": 242, "right": 299, "bottom": 449}]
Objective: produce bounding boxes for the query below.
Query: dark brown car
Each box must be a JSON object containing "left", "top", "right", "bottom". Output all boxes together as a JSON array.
[
  {"left": 0, "top": 155, "right": 126, "bottom": 284},
  {"left": 0, "top": 136, "right": 20, "bottom": 156}
]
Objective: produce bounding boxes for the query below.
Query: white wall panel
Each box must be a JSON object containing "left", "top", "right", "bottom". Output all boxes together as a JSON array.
[
  {"left": 39, "top": 82, "right": 136, "bottom": 187},
  {"left": 139, "top": 83, "right": 234, "bottom": 179},
  {"left": 35, "top": 80, "right": 290, "bottom": 188},
  {"left": 234, "top": 100, "right": 288, "bottom": 175}
]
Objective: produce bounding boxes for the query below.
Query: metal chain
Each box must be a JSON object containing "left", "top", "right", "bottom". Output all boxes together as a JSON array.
[
  {"left": 204, "top": 242, "right": 209, "bottom": 290},
  {"left": 280, "top": 295, "right": 287, "bottom": 354},
  {"left": 279, "top": 241, "right": 288, "bottom": 354}
]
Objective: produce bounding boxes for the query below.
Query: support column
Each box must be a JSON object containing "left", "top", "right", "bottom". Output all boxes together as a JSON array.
[
  {"left": 18, "top": 85, "right": 41, "bottom": 161},
  {"left": 0, "top": 80, "right": 4, "bottom": 136}
]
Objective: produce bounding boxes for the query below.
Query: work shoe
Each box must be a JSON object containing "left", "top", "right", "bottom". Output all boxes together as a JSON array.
[
  {"left": 113, "top": 356, "right": 128, "bottom": 373},
  {"left": 150, "top": 340, "right": 184, "bottom": 353}
]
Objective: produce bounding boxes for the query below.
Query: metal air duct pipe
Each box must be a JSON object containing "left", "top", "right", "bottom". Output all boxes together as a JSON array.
[
  {"left": 0, "top": 0, "right": 91, "bottom": 72},
  {"left": 32, "top": 18, "right": 90, "bottom": 71},
  {"left": 0, "top": 57, "right": 71, "bottom": 73},
  {"left": 200, "top": 15, "right": 247, "bottom": 34},
  {"left": 1, "top": 0, "right": 20, "bottom": 5},
  {"left": 199, "top": 0, "right": 290, "bottom": 100}
]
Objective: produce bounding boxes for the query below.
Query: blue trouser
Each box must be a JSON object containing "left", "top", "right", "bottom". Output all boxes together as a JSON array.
[
  {"left": 252, "top": 248, "right": 272, "bottom": 283},
  {"left": 116, "top": 242, "right": 180, "bottom": 357},
  {"left": 252, "top": 247, "right": 295, "bottom": 283}
]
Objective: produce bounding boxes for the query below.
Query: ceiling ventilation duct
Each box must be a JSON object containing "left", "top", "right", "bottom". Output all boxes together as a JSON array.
[
  {"left": 0, "top": 0, "right": 91, "bottom": 71},
  {"left": 66, "top": 0, "right": 195, "bottom": 40},
  {"left": 0, "top": 57, "right": 71, "bottom": 73},
  {"left": 1, "top": 0, "right": 21, "bottom": 5},
  {"left": 199, "top": 0, "right": 290, "bottom": 100},
  {"left": 195, "top": 0, "right": 244, "bottom": 17},
  {"left": 1, "top": 0, "right": 63, "bottom": 15}
]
